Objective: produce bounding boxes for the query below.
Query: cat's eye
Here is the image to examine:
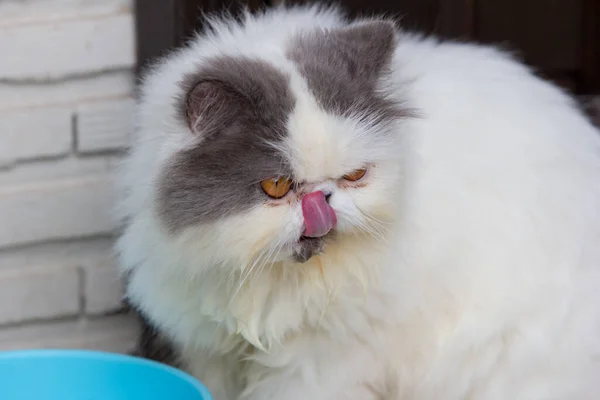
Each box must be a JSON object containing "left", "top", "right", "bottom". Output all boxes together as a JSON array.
[
  {"left": 261, "top": 177, "right": 293, "bottom": 199},
  {"left": 343, "top": 167, "right": 367, "bottom": 182}
]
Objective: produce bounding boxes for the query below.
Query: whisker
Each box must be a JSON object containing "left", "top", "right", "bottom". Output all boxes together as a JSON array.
[
  {"left": 363, "top": 213, "right": 392, "bottom": 233},
  {"left": 356, "top": 219, "right": 388, "bottom": 244},
  {"left": 225, "top": 248, "right": 268, "bottom": 315}
]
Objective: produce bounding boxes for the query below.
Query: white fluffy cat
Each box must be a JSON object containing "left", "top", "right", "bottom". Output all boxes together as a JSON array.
[{"left": 116, "top": 5, "right": 600, "bottom": 399}]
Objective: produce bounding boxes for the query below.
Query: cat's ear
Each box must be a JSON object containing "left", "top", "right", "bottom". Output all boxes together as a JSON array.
[
  {"left": 288, "top": 19, "right": 397, "bottom": 83},
  {"left": 184, "top": 79, "right": 246, "bottom": 136},
  {"left": 323, "top": 20, "right": 397, "bottom": 79}
]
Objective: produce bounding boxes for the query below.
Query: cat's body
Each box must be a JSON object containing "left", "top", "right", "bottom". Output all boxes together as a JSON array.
[{"left": 117, "top": 6, "right": 600, "bottom": 400}]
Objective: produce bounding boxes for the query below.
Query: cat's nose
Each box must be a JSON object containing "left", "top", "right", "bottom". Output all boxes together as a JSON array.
[{"left": 302, "top": 191, "right": 337, "bottom": 238}]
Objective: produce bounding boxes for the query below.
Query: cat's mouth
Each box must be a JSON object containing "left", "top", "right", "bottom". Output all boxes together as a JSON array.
[{"left": 292, "top": 235, "right": 327, "bottom": 263}]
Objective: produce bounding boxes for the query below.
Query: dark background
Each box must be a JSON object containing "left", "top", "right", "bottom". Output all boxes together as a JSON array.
[{"left": 135, "top": 0, "right": 600, "bottom": 95}]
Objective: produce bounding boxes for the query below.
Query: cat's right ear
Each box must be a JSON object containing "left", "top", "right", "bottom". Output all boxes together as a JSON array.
[{"left": 184, "top": 80, "right": 243, "bottom": 136}]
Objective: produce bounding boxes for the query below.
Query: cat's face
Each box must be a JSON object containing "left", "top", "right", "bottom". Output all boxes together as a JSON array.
[{"left": 155, "top": 21, "right": 408, "bottom": 270}]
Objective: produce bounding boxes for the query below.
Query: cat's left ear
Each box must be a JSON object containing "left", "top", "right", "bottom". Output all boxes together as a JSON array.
[{"left": 183, "top": 79, "right": 247, "bottom": 136}]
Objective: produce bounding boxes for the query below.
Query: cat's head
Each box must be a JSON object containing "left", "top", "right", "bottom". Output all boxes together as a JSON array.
[{"left": 151, "top": 20, "right": 410, "bottom": 275}]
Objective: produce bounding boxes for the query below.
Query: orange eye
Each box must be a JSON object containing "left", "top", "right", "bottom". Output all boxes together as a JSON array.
[
  {"left": 343, "top": 167, "right": 367, "bottom": 182},
  {"left": 260, "top": 177, "right": 293, "bottom": 199}
]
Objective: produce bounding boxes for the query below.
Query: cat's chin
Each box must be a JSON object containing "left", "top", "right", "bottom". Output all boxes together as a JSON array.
[{"left": 291, "top": 235, "right": 327, "bottom": 263}]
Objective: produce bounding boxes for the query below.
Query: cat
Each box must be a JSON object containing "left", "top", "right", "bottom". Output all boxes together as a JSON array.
[{"left": 116, "top": 5, "right": 600, "bottom": 400}]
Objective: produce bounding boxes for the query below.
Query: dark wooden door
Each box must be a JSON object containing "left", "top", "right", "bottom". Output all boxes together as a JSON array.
[{"left": 136, "top": 0, "right": 600, "bottom": 94}]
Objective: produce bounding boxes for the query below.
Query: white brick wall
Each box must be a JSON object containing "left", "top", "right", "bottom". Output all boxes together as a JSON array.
[
  {"left": 77, "top": 98, "right": 136, "bottom": 153},
  {"left": 0, "top": 264, "right": 80, "bottom": 324},
  {"left": 0, "top": 314, "right": 139, "bottom": 353},
  {"left": 84, "top": 260, "right": 125, "bottom": 315},
  {"left": 0, "top": 0, "right": 137, "bottom": 354},
  {"left": 0, "top": 107, "right": 72, "bottom": 166},
  {"left": 0, "top": 14, "right": 135, "bottom": 80}
]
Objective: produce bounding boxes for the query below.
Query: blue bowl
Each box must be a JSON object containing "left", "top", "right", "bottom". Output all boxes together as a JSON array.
[{"left": 0, "top": 349, "right": 212, "bottom": 400}]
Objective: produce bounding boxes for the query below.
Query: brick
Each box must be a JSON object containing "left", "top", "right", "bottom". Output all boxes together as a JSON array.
[
  {"left": 77, "top": 99, "right": 135, "bottom": 152},
  {"left": 84, "top": 260, "right": 125, "bottom": 315},
  {"left": 0, "top": 13, "right": 135, "bottom": 80},
  {"left": 0, "top": 238, "right": 114, "bottom": 272},
  {"left": 0, "top": 107, "right": 72, "bottom": 167},
  {"left": 0, "top": 264, "right": 79, "bottom": 325},
  {"left": 0, "top": 155, "right": 122, "bottom": 187},
  {"left": 0, "top": 1, "right": 131, "bottom": 27},
  {"left": 0, "top": 70, "right": 134, "bottom": 111},
  {"left": 0, "top": 175, "right": 117, "bottom": 249},
  {"left": 0, "top": 314, "right": 139, "bottom": 353}
]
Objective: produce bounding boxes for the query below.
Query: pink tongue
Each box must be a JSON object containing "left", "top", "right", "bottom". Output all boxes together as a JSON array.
[{"left": 302, "top": 191, "right": 337, "bottom": 238}]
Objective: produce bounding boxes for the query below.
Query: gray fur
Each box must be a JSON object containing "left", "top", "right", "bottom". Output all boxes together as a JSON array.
[
  {"left": 293, "top": 237, "right": 325, "bottom": 263},
  {"left": 286, "top": 20, "right": 407, "bottom": 125},
  {"left": 157, "top": 57, "right": 295, "bottom": 232},
  {"left": 134, "top": 310, "right": 181, "bottom": 367}
]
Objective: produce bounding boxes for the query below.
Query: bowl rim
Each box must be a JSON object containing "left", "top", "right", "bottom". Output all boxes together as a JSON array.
[{"left": 0, "top": 349, "right": 212, "bottom": 400}]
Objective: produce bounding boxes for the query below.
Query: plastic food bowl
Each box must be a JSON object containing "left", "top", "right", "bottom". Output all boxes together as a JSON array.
[{"left": 0, "top": 349, "right": 212, "bottom": 400}]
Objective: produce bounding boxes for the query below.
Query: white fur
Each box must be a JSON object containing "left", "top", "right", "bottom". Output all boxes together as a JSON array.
[{"left": 116, "top": 5, "right": 600, "bottom": 399}]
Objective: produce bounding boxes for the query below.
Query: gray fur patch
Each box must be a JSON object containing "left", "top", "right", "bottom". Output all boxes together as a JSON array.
[
  {"left": 133, "top": 310, "right": 181, "bottom": 367},
  {"left": 293, "top": 237, "right": 324, "bottom": 263},
  {"left": 286, "top": 20, "right": 407, "bottom": 125},
  {"left": 157, "top": 57, "right": 295, "bottom": 232}
]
